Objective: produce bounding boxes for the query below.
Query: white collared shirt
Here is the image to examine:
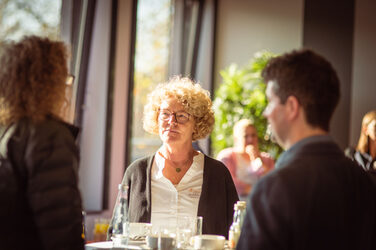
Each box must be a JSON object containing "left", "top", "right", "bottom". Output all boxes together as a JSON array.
[{"left": 150, "top": 150, "right": 204, "bottom": 231}]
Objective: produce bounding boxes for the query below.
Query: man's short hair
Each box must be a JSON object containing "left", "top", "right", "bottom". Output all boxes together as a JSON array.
[{"left": 262, "top": 49, "right": 340, "bottom": 131}]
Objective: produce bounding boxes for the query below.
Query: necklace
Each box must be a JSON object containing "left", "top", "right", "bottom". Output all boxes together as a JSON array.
[{"left": 158, "top": 151, "right": 192, "bottom": 173}]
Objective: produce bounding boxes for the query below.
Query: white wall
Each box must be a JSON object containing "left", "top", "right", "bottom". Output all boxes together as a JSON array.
[
  {"left": 349, "top": 0, "right": 376, "bottom": 147},
  {"left": 215, "top": 0, "right": 304, "bottom": 86}
]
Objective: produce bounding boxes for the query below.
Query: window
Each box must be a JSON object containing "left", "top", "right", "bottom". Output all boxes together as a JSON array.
[
  {"left": 0, "top": 0, "right": 61, "bottom": 41},
  {"left": 0, "top": 0, "right": 76, "bottom": 121},
  {"left": 129, "top": 0, "right": 174, "bottom": 163}
]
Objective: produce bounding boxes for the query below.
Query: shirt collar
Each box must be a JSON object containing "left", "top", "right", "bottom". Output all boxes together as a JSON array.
[
  {"left": 289, "top": 134, "right": 333, "bottom": 151},
  {"left": 277, "top": 135, "right": 334, "bottom": 169},
  {"left": 154, "top": 148, "right": 203, "bottom": 179}
]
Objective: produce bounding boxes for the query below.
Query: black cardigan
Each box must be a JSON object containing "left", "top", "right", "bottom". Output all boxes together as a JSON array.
[{"left": 111, "top": 154, "right": 239, "bottom": 238}]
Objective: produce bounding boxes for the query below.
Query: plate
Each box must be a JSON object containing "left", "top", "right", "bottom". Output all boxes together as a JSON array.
[
  {"left": 128, "top": 239, "right": 146, "bottom": 245},
  {"left": 85, "top": 241, "right": 112, "bottom": 249},
  {"left": 85, "top": 241, "right": 149, "bottom": 250}
]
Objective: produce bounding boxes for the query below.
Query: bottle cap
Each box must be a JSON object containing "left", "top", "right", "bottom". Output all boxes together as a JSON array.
[
  {"left": 237, "top": 201, "right": 246, "bottom": 209},
  {"left": 118, "top": 184, "right": 129, "bottom": 190}
]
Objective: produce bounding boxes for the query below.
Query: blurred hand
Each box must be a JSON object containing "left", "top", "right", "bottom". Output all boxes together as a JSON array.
[{"left": 245, "top": 144, "right": 260, "bottom": 161}]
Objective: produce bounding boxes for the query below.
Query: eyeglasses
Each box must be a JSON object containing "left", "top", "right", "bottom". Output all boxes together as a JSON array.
[
  {"left": 66, "top": 75, "right": 75, "bottom": 85},
  {"left": 159, "top": 109, "right": 191, "bottom": 124}
]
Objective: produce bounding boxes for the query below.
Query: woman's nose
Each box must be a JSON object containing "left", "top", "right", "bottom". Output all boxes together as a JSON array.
[{"left": 167, "top": 114, "right": 177, "bottom": 123}]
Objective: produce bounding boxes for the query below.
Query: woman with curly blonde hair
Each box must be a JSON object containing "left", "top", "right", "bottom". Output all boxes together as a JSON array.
[
  {"left": 109, "top": 76, "right": 238, "bottom": 239},
  {"left": 0, "top": 36, "right": 84, "bottom": 250}
]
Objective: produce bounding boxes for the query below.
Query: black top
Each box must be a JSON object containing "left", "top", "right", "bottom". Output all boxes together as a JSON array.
[
  {"left": 237, "top": 135, "right": 376, "bottom": 250},
  {"left": 345, "top": 146, "right": 376, "bottom": 185},
  {"left": 0, "top": 117, "right": 84, "bottom": 250}
]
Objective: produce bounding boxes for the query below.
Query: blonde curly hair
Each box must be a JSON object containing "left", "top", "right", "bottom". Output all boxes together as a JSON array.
[
  {"left": 143, "top": 76, "right": 214, "bottom": 141},
  {"left": 0, "top": 36, "right": 68, "bottom": 125}
]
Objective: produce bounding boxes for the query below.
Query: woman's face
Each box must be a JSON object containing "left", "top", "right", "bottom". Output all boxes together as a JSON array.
[
  {"left": 235, "top": 125, "right": 258, "bottom": 149},
  {"left": 158, "top": 98, "right": 195, "bottom": 146},
  {"left": 365, "top": 119, "right": 376, "bottom": 141}
]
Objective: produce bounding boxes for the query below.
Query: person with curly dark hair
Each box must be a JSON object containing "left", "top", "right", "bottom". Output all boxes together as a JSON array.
[{"left": 0, "top": 36, "right": 84, "bottom": 250}]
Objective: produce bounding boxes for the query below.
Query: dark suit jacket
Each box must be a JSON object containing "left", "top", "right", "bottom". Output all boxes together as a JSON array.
[
  {"left": 109, "top": 154, "right": 239, "bottom": 238},
  {"left": 237, "top": 135, "right": 376, "bottom": 250}
]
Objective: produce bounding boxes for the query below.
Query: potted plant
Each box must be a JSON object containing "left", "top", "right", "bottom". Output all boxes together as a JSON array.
[{"left": 211, "top": 51, "right": 283, "bottom": 159}]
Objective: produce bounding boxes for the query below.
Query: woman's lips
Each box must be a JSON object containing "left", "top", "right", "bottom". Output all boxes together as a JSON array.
[{"left": 164, "top": 129, "right": 178, "bottom": 134}]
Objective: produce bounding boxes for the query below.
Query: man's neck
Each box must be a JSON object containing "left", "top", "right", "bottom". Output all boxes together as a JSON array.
[{"left": 284, "top": 127, "right": 328, "bottom": 150}]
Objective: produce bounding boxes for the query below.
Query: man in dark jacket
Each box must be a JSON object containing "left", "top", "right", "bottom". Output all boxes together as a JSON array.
[{"left": 237, "top": 49, "right": 376, "bottom": 250}]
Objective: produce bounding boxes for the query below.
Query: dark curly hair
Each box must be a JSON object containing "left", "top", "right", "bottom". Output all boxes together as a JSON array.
[
  {"left": 262, "top": 49, "right": 340, "bottom": 131},
  {"left": 0, "top": 36, "right": 68, "bottom": 125}
]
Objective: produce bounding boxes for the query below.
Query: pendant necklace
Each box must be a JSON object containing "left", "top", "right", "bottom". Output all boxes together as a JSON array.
[
  {"left": 173, "top": 154, "right": 193, "bottom": 173},
  {"left": 158, "top": 151, "right": 191, "bottom": 173},
  {"left": 174, "top": 157, "right": 192, "bottom": 173}
]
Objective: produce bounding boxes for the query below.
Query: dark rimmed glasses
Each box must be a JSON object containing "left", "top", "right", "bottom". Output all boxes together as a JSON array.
[{"left": 159, "top": 109, "right": 191, "bottom": 124}]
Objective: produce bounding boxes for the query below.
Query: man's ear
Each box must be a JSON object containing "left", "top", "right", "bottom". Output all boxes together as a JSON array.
[{"left": 285, "top": 95, "right": 300, "bottom": 120}]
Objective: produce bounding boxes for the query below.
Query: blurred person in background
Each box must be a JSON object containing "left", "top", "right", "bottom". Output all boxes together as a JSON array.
[
  {"left": 108, "top": 76, "right": 238, "bottom": 238},
  {"left": 237, "top": 49, "right": 376, "bottom": 250},
  {"left": 0, "top": 36, "right": 84, "bottom": 250},
  {"left": 217, "top": 119, "right": 274, "bottom": 200},
  {"left": 345, "top": 110, "right": 376, "bottom": 183}
]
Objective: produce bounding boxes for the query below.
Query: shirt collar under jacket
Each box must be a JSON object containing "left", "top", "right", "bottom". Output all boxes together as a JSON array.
[{"left": 276, "top": 135, "right": 333, "bottom": 169}]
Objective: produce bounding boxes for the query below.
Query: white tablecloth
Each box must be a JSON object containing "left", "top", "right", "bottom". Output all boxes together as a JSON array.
[{"left": 85, "top": 241, "right": 147, "bottom": 250}]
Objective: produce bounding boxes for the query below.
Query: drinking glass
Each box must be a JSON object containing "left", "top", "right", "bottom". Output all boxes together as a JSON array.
[
  {"left": 176, "top": 227, "right": 192, "bottom": 249},
  {"left": 176, "top": 216, "right": 203, "bottom": 248},
  {"left": 157, "top": 227, "right": 176, "bottom": 250},
  {"left": 195, "top": 216, "right": 203, "bottom": 236}
]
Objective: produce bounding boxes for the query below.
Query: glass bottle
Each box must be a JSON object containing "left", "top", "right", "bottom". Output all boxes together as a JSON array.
[
  {"left": 81, "top": 211, "right": 86, "bottom": 241},
  {"left": 228, "top": 203, "right": 241, "bottom": 249},
  {"left": 109, "top": 184, "right": 129, "bottom": 245},
  {"left": 236, "top": 201, "right": 246, "bottom": 229}
]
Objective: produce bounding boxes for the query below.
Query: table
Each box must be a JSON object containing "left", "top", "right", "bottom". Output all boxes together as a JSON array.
[
  {"left": 85, "top": 240, "right": 148, "bottom": 249},
  {"left": 85, "top": 240, "right": 232, "bottom": 250}
]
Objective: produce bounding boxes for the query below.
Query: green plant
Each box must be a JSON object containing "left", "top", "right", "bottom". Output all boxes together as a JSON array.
[{"left": 211, "top": 51, "right": 283, "bottom": 159}]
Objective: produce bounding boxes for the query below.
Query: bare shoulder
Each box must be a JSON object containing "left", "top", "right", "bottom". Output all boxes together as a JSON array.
[{"left": 216, "top": 147, "right": 235, "bottom": 160}]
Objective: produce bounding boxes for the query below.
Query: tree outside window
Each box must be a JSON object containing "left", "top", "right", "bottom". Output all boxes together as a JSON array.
[{"left": 129, "top": 0, "right": 173, "bottom": 163}]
